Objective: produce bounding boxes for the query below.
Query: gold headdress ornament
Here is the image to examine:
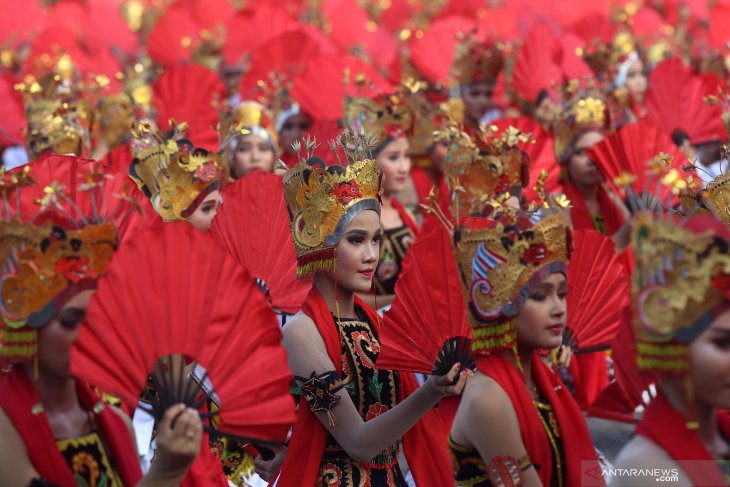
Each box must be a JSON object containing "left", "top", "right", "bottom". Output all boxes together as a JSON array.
[
  {"left": 128, "top": 119, "right": 226, "bottom": 222},
  {"left": 345, "top": 78, "right": 421, "bottom": 148},
  {"left": 630, "top": 211, "right": 730, "bottom": 375},
  {"left": 436, "top": 122, "right": 532, "bottom": 217},
  {"left": 677, "top": 159, "right": 730, "bottom": 226},
  {"left": 553, "top": 82, "right": 609, "bottom": 163},
  {"left": 219, "top": 101, "right": 279, "bottom": 154},
  {"left": 422, "top": 170, "right": 572, "bottom": 355},
  {"left": 451, "top": 34, "right": 505, "bottom": 87},
  {"left": 283, "top": 130, "right": 383, "bottom": 278},
  {"left": 452, "top": 206, "right": 571, "bottom": 355},
  {"left": 14, "top": 54, "right": 109, "bottom": 160},
  {"left": 0, "top": 165, "right": 123, "bottom": 366}
]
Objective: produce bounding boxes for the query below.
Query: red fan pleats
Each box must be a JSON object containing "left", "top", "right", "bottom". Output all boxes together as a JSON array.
[
  {"left": 71, "top": 222, "right": 295, "bottom": 441},
  {"left": 209, "top": 172, "right": 310, "bottom": 314}
]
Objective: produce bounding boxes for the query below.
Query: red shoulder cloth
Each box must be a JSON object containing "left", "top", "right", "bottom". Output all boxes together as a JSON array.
[
  {"left": 636, "top": 392, "right": 729, "bottom": 486},
  {"left": 476, "top": 353, "right": 603, "bottom": 486},
  {"left": 562, "top": 181, "right": 624, "bottom": 235},
  {"left": 390, "top": 197, "right": 419, "bottom": 235},
  {"left": 0, "top": 368, "right": 142, "bottom": 486},
  {"left": 277, "top": 287, "right": 453, "bottom": 487}
]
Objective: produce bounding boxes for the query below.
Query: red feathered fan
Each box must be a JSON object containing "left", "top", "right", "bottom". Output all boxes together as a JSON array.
[
  {"left": 71, "top": 222, "right": 296, "bottom": 445},
  {"left": 153, "top": 64, "right": 225, "bottom": 152},
  {"left": 587, "top": 120, "right": 693, "bottom": 207},
  {"left": 563, "top": 229, "right": 629, "bottom": 354},
  {"left": 378, "top": 224, "right": 472, "bottom": 375},
  {"left": 209, "top": 171, "right": 310, "bottom": 314},
  {"left": 10, "top": 154, "right": 156, "bottom": 242},
  {"left": 645, "top": 58, "right": 726, "bottom": 145}
]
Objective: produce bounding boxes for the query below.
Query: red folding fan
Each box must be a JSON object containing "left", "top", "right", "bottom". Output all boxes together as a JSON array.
[
  {"left": 71, "top": 222, "right": 296, "bottom": 444},
  {"left": 152, "top": 64, "right": 226, "bottom": 152},
  {"left": 510, "top": 24, "right": 563, "bottom": 104},
  {"left": 146, "top": 2, "right": 201, "bottom": 68},
  {"left": 209, "top": 171, "right": 310, "bottom": 314},
  {"left": 563, "top": 229, "right": 629, "bottom": 355},
  {"left": 10, "top": 154, "right": 156, "bottom": 242},
  {"left": 377, "top": 224, "right": 472, "bottom": 375},
  {"left": 408, "top": 15, "right": 475, "bottom": 84},
  {"left": 587, "top": 120, "right": 693, "bottom": 207},
  {"left": 645, "top": 58, "right": 726, "bottom": 145}
]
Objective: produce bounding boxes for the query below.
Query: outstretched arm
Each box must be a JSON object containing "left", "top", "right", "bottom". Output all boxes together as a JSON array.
[{"left": 282, "top": 314, "right": 467, "bottom": 464}]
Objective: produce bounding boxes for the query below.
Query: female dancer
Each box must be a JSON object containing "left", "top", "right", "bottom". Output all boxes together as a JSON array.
[
  {"left": 223, "top": 102, "right": 285, "bottom": 179},
  {"left": 613, "top": 212, "right": 730, "bottom": 486},
  {"left": 0, "top": 168, "right": 203, "bottom": 486},
  {"left": 277, "top": 154, "right": 467, "bottom": 486},
  {"left": 348, "top": 89, "right": 420, "bottom": 308},
  {"left": 128, "top": 122, "right": 225, "bottom": 231},
  {"left": 449, "top": 208, "right": 603, "bottom": 487}
]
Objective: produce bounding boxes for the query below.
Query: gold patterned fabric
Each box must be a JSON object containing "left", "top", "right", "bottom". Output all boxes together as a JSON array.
[
  {"left": 447, "top": 436, "right": 490, "bottom": 487},
  {"left": 56, "top": 431, "right": 123, "bottom": 487},
  {"left": 533, "top": 399, "right": 565, "bottom": 487},
  {"left": 314, "top": 310, "right": 406, "bottom": 487}
]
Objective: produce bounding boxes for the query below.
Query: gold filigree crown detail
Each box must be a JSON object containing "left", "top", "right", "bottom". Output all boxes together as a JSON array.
[
  {"left": 453, "top": 211, "right": 570, "bottom": 354},
  {"left": 631, "top": 212, "right": 730, "bottom": 374},
  {"left": 451, "top": 36, "right": 505, "bottom": 86},
  {"left": 345, "top": 79, "right": 422, "bottom": 147},
  {"left": 553, "top": 86, "right": 608, "bottom": 163},
  {"left": 437, "top": 123, "right": 531, "bottom": 217},
  {"left": 128, "top": 120, "right": 225, "bottom": 222},
  {"left": 283, "top": 155, "right": 382, "bottom": 279},
  {"left": 0, "top": 166, "right": 120, "bottom": 365}
]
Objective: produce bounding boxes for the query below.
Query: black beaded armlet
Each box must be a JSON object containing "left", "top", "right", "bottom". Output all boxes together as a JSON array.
[{"left": 293, "top": 371, "right": 344, "bottom": 427}]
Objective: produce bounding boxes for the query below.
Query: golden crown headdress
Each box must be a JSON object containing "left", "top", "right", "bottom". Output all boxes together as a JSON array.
[
  {"left": 219, "top": 101, "right": 279, "bottom": 153},
  {"left": 129, "top": 119, "right": 226, "bottom": 222},
  {"left": 0, "top": 166, "right": 122, "bottom": 366},
  {"left": 553, "top": 83, "right": 609, "bottom": 163},
  {"left": 436, "top": 123, "right": 532, "bottom": 217},
  {"left": 283, "top": 132, "right": 383, "bottom": 278},
  {"left": 15, "top": 54, "right": 110, "bottom": 160},
  {"left": 452, "top": 209, "right": 570, "bottom": 355},
  {"left": 630, "top": 211, "right": 730, "bottom": 375},
  {"left": 345, "top": 79, "right": 421, "bottom": 148},
  {"left": 451, "top": 35, "right": 505, "bottom": 87}
]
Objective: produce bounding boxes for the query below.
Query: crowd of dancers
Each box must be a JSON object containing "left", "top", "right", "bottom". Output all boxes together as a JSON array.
[{"left": 1, "top": 0, "right": 730, "bottom": 486}]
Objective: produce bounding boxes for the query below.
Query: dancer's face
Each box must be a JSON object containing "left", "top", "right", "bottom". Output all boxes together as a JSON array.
[
  {"left": 625, "top": 59, "right": 648, "bottom": 100},
  {"left": 376, "top": 138, "right": 411, "bottom": 196},
  {"left": 330, "top": 210, "right": 382, "bottom": 293},
  {"left": 279, "top": 113, "right": 311, "bottom": 155},
  {"left": 37, "top": 289, "right": 95, "bottom": 379},
  {"left": 515, "top": 273, "right": 567, "bottom": 350},
  {"left": 462, "top": 82, "right": 494, "bottom": 125},
  {"left": 232, "top": 134, "right": 276, "bottom": 178},
  {"left": 568, "top": 131, "right": 604, "bottom": 188},
  {"left": 188, "top": 190, "right": 222, "bottom": 231},
  {"left": 689, "top": 305, "right": 730, "bottom": 409}
]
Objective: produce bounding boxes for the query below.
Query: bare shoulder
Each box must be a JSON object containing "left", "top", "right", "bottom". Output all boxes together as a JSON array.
[
  {"left": 281, "top": 312, "right": 318, "bottom": 344},
  {"left": 0, "top": 407, "right": 37, "bottom": 485},
  {"left": 460, "top": 372, "right": 514, "bottom": 418},
  {"left": 612, "top": 436, "right": 691, "bottom": 487}
]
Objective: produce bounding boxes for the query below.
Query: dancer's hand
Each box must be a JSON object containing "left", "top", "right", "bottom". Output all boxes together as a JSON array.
[
  {"left": 426, "top": 363, "right": 471, "bottom": 397},
  {"left": 152, "top": 404, "right": 202, "bottom": 474}
]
